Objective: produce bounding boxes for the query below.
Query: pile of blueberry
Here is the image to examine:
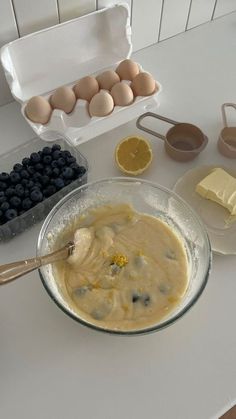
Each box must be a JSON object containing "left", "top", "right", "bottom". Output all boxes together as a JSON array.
[{"left": 0, "top": 144, "right": 86, "bottom": 226}]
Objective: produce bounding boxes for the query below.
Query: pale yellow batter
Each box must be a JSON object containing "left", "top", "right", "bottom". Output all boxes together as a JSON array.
[{"left": 54, "top": 204, "right": 189, "bottom": 331}]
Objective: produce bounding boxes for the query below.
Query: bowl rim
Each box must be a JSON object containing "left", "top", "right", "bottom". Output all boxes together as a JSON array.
[{"left": 37, "top": 176, "right": 212, "bottom": 336}]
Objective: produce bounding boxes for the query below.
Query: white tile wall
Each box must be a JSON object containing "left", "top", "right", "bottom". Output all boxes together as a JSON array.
[
  {"left": 131, "top": 0, "right": 162, "bottom": 51},
  {"left": 0, "top": 0, "right": 235, "bottom": 107},
  {"left": 97, "top": 0, "right": 132, "bottom": 11},
  {"left": 58, "top": 0, "right": 96, "bottom": 23},
  {"left": 187, "top": 0, "right": 216, "bottom": 29},
  {"left": 12, "top": 0, "right": 59, "bottom": 36},
  {"left": 213, "top": 0, "right": 236, "bottom": 18},
  {"left": 159, "top": 0, "right": 191, "bottom": 41}
]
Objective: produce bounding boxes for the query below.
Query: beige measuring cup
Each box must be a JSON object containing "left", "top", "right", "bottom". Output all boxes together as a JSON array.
[
  {"left": 218, "top": 103, "right": 236, "bottom": 158},
  {"left": 136, "top": 112, "right": 208, "bottom": 162}
]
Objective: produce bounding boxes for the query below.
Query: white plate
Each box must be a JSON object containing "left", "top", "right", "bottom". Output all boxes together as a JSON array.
[{"left": 173, "top": 165, "right": 236, "bottom": 255}]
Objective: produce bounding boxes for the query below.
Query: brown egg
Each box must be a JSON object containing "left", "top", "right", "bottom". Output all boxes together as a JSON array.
[
  {"left": 111, "top": 82, "right": 134, "bottom": 106},
  {"left": 116, "top": 59, "right": 139, "bottom": 81},
  {"left": 25, "top": 96, "right": 52, "bottom": 124},
  {"left": 74, "top": 76, "right": 99, "bottom": 102},
  {"left": 50, "top": 86, "right": 76, "bottom": 113},
  {"left": 89, "top": 90, "right": 114, "bottom": 117},
  {"left": 131, "top": 72, "right": 156, "bottom": 97},
  {"left": 96, "top": 70, "right": 120, "bottom": 91}
]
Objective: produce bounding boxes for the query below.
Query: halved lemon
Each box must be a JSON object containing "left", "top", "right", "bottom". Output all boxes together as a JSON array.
[{"left": 115, "top": 136, "right": 153, "bottom": 175}]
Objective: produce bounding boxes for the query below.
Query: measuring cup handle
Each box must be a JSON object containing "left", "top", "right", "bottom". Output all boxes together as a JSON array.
[
  {"left": 221, "top": 103, "right": 236, "bottom": 127},
  {"left": 136, "top": 112, "right": 179, "bottom": 141}
]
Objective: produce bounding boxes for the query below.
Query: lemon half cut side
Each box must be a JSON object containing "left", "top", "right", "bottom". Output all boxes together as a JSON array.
[{"left": 115, "top": 136, "right": 153, "bottom": 176}]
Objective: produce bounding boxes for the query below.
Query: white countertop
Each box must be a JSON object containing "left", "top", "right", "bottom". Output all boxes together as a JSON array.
[{"left": 0, "top": 12, "right": 236, "bottom": 419}]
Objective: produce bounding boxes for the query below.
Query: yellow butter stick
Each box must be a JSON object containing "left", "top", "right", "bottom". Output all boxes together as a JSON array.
[{"left": 196, "top": 168, "right": 236, "bottom": 215}]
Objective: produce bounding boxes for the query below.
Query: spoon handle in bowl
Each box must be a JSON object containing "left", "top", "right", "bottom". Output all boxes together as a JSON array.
[{"left": 0, "top": 242, "right": 74, "bottom": 285}]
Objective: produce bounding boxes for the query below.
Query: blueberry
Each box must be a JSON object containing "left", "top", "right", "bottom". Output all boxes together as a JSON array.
[
  {"left": 24, "top": 188, "right": 30, "bottom": 198},
  {"left": 5, "top": 187, "right": 15, "bottom": 198},
  {"left": 33, "top": 182, "right": 42, "bottom": 190},
  {"left": 0, "top": 181, "right": 7, "bottom": 190},
  {"left": 44, "top": 185, "right": 56, "bottom": 197},
  {"left": 61, "top": 167, "right": 74, "bottom": 179},
  {"left": 0, "top": 172, "right": 10, "bottom": 182},
  {"left": 15, "top": 184, "right": 25, "bottom": 197},
  {"left": 51, "top": 160, "right": 58, "bottom": 169},
  {"left": 1, "top": 201, "right": 10, "bottom": 212},
  {"left": 44, "top": 166, "right": 52, "bottom": 177},
  {"left": 5, "top": 208, "right": 18, "bottom": 221},
  {"left": 35, "top": 163, "right": 44, "bottom": 172},
  {"left": 20, "top": 169, "right": 30, "bottom": 179},
  {"left": 22, "top": 157, "right": 31, "bottom": 166},
  {"left": 21, "top": 179, "right": 29, "bottom": 187},
  {"left": 43, "top": 155, "right": 52, "bottom": 165},
  {"left": 0, "top": 195, "right": 7, "bottom": 204},
  {"left": 52, "top": 144, "right": 61, "bottom": 151},
  {"left": 61, "top": 150, "right": 71, "bottom": 158},
  {"left": 13, "top": 163, "right": 23, "bottom": 172},
  {"left": 30, "top": 189, "right": 43, "bottom": 203},
  {"left": 42, "top": 146, "right": 51, "bottom": 155},
  {"left": 77, "top": 166, "right": 86, "bottom": 176},
  {"left": 27, "top": 166, "right": 35, "bottom": 175},
  {"left": 27, "top": 180, "right": 35, "bottom": 189},
  {"left": 132, "top": 293, "right": 140, "bottom": 303},
  {"left": 9, "top": 196, "right": 21, "bottom": 208},
  {"left": 30, "top": 152, "right": 41, "bottom": 164},
  {"left": 52, "top": 167, "right": 60, "bottom": 178},
  {"left": 57, "top": 157, "right": 66, "bottom": 167},
  {"left": 66, "top": 156, "right": 76, "bottom": 165},
  {"left": 40, "top": 175, "right": 49, "bottom": 186},
  {"left": 32, "top": 172, "right": 42, "bottom": 182},
  {"left": 54, "top": 178, "right": 65, "bottom": 189},
  {"left": 52, "top": 150, "right": 61, "bottom": 160},
  {"left": 22, "top": 198, "right": 33, "bottom": 210},
  {"left": 142, "top": 294, "right": 151, "bottom": 306},
  {"left": 0, "top": 191, "right": 4, "bottom": 197},
  {"left": 10, "top": 171, "right": 21, "bottom": 184},
  {"left": 70, "top": 162, "right": 79, "bottom": 171}
]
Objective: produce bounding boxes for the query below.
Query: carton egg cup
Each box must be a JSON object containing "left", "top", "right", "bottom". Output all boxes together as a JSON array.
[
  {"left": 22, "top": 68, "right": 161, "bottom": 146},
  {"left": 1, "top": 4, "right": 162, "bottom": 147}
]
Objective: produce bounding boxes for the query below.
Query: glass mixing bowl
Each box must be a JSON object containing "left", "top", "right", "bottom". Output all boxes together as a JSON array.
[{"left": 37, "top": 178, "right": 211, "bottom": 335}]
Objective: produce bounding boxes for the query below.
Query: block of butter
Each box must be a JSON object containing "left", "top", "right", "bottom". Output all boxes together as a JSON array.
[{"left": 196, "top": 168, "right": 236, "bottom": 215}]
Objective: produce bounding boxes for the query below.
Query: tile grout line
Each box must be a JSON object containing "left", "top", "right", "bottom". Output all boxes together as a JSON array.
[
  {"left": 211, "top": 0, "right": 218, "bottom": 20},
  {"left": 185, "top": 0, "right": 193, "bottom": 31},
  {"left": 56, "top": 0, "right": 61, "bottom": 24},
  {"left": 10, "top": 0, "right": 20, "bottom": 38},
  {"left": 130, "top": 0, "right": 133, "bottom": 26},
  {"left": 157, "top": 0, "right": 165, "bottom": 42}
]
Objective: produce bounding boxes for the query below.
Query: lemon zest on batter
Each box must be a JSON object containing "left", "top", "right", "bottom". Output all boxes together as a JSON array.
[{"left": 111, "top": 254, "right": 128, "bottom": 268}]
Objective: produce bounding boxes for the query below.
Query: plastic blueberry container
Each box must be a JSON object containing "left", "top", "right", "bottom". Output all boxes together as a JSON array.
[{"left": 0, "top": 136, "right": 88, "bottom": 242}]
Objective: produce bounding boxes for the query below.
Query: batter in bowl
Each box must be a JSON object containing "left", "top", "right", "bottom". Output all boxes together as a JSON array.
[{"left": 54, "top": 204, "right": 189, "bottom": 331}]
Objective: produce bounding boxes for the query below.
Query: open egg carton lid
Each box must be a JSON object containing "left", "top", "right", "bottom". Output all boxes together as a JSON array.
[{"left": 0, "top": 4, "right": 161, "bottom": 147}]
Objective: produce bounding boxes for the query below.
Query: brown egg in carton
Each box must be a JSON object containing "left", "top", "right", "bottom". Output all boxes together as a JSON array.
[{"left": 22, "top": 59, "right": 162, "bottom": 146}]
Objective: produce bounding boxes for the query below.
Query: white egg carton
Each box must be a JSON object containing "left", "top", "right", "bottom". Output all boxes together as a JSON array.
[{"left": 0, "top": 4, "right": 161, "bottom": 147}]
